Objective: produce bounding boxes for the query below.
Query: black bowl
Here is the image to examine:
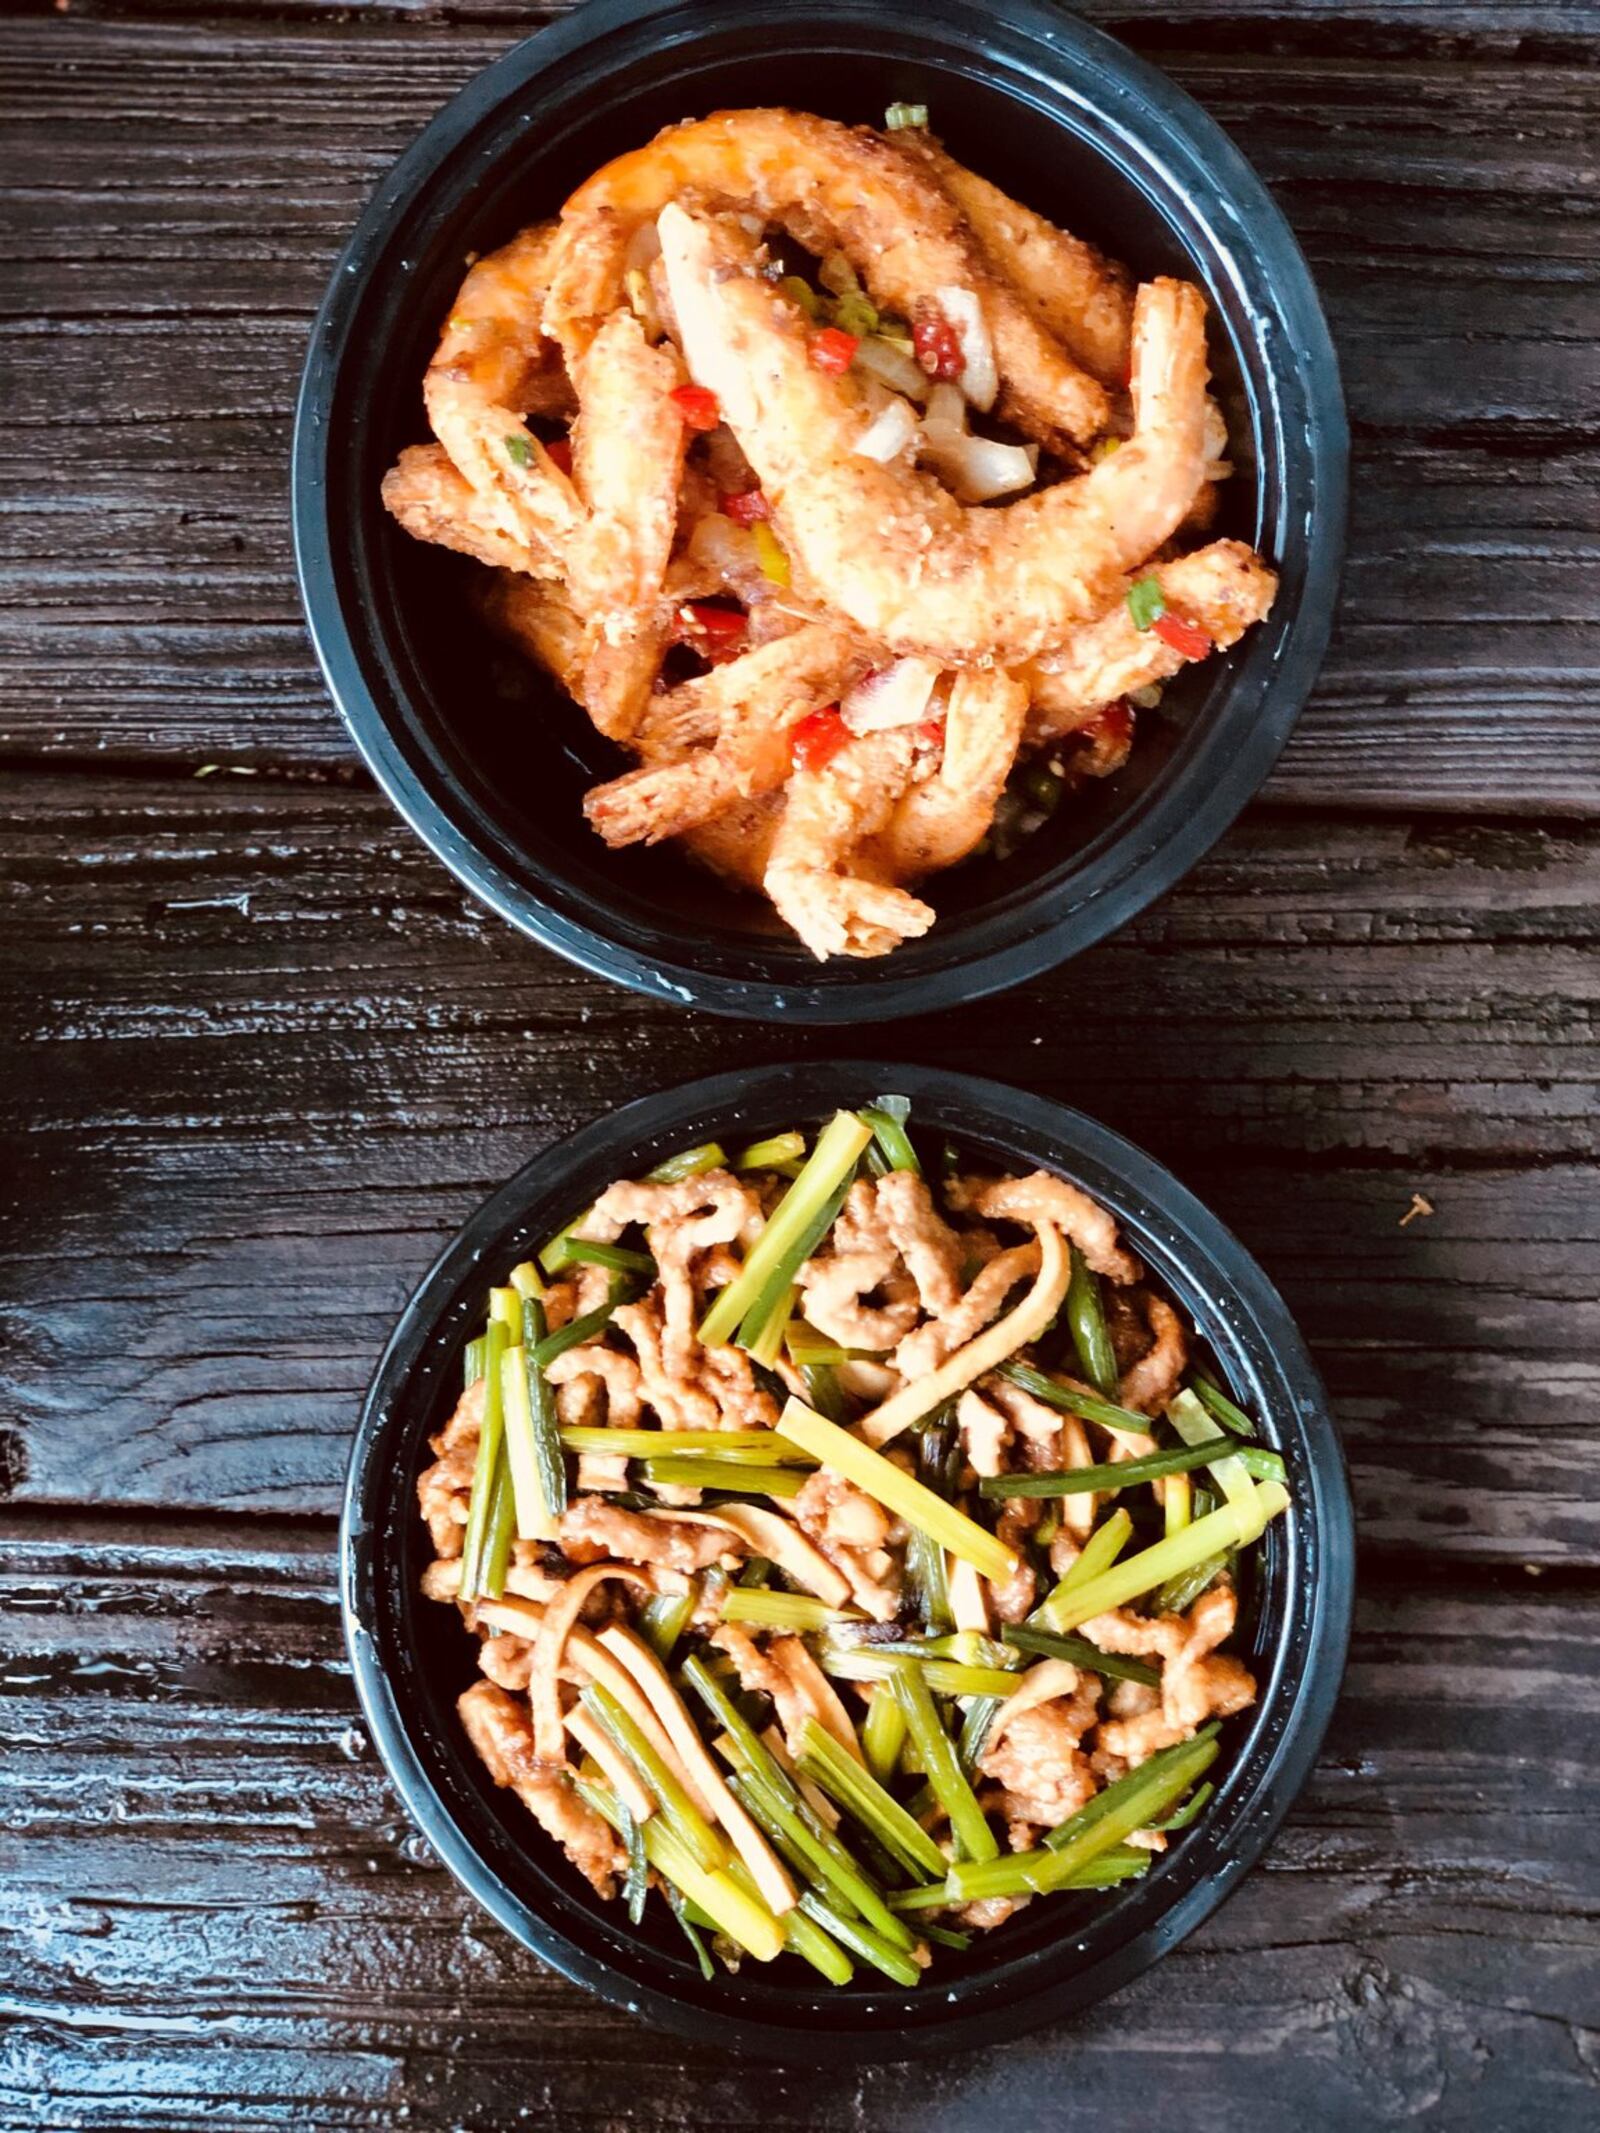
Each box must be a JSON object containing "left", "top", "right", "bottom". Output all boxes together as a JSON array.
[
  {"left": 341, "top": 1062, "right": 1354, "bottom": 2058},
  {"left": 293, "top": 0, "right": 1347, "bottom": 1024}
]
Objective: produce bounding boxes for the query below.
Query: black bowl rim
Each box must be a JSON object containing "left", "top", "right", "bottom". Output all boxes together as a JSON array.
[
  {"left": 292, "top": 0, "right": 1349, "bottom": 1025},
  {"left": 340, "top": 1062, "right": 1354, "bottom": 2060}
]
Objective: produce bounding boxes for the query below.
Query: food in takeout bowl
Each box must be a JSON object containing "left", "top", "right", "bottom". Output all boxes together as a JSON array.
[
  {"left": 294, "top": 0, "right": 1346, "bottom": 1021},
  {"left": 342, "top": 1064, "right": 1353, "bottom": 2057}
]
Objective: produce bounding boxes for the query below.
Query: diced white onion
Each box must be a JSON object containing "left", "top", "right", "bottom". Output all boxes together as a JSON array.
[
  {"left": 919, "top": 431, "right": 1038, "bottom": 504},
  {"left": 840, "top": 657, "right": 942, "bottom": 734},
  {"left": 933, "top": 284, "right": 999, "bottom": 411},
  {"left": 628, "top": 220, "right": 664, "bottom": 270},
  {"left": 854, "top": 396, "right": 920, "bottom": 465},
  {"left": 922, "top": 380, "right": 968, "bottom": 437},
  {"left": 854, "top": 334, "right": 930, "bottom": 402}
]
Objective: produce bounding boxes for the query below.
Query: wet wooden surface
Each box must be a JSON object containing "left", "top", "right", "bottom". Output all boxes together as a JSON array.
[{"left": 1, "top": 1, "right": 1596, "bottom": 2126}]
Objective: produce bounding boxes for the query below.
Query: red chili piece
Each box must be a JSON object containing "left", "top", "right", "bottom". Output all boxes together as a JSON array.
[
  {"left": 669, "top": 384, "right": 722, "bottom": 431},
  {"left": 720, "top": 488, "right": 772, "bottom": 526},
  {"left": 1151, "top": 611, "right": 1212, "bottom": 661},
  {"left": 1083, "top": 699, "right": 1135, "bottom": 749},
  {"left": 545, "top": 437, "right": 573, "bottom": 476},
  {"left": 810, "top": 327, "right": 860, "bottom": 376},
  {"left": 674, "top": 603, "right": 749, "bottom": 657},
  {"left": 790, "top": 705, "right": 851, "bottom": 773},
  {"left": 912, "top": 302, "right": 964, "bottom": 381},
  {"left": 918, "top": 718, "right": 946, "bottom": 746}
]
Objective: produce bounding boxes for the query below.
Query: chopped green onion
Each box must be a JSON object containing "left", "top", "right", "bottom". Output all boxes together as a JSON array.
[
  {"left": 638, "top": 1584, "right": 695, "bottom": 1663},
  {"left": 503, "top": 432, "right": 532, "bottom": 469},
  {"left": 558, "top": 1427, "right": 813, "bottom": 1461},
  {"left": 579, "top": 1773, "right": 781, "bottom": 1962},
  {"left": 861, "top": 1686, "right": 908, "bottom": 1785},
  {"left": 888, "top": 1849, "right": 1149, "bottom": 1910},
  {"left": 1000, "top": 1623, "right": 1160, "bottom": 1687},
  {"left": 646, "top": 1141, "right": 727, "bottom": 1184},
  {"left": 945, "top": 1731, "right": 1219, "bottom": 1902},
  {"left": 663, "top": 1881, "right": 716, "bottom": 1978},
  {"left": 700, "top": 1112, "right": 873, "bottom": 1347},
  {"left": 458, "top": 1318, "right": 509, "bottom": 1596},
  {"left": 1065, "top": 1245, "right": 1119, "bottom": 1395},
  {"left": 892, "top": 1668, "right": 997, "bottom": 1864},
  {"left": 559, "top": 1238, "right": 655, "bottom": 1278},
  {"left": 778, "top": 274, "right": 821, "bottom": 320},
  {"left": 1038, "top": 1483, "right": 1289, "bottom": 1632},
  {"left": 1190, "top": 1371, "right": 1258, "bottom": 1439},
  {"left": 642, "top": 1457, "right": 806, "bottom": 1499},
  {"left": 745, "top": 1283, "right": 797, "bottom": 1368},
  {"left": 462, "top": 1336, "right": 487, "bottom": 1389},
  {"left": 957, "top": 1694, "right": 1004, "bottom": 1778},
  {"left": 618, "top": 1797, "right": 649, "bottom": 1924},
  {"left": 918, "top": 1921, "right": 973, "bottom": 1952},
  {"left": 508, "top": 1258, "right": 546, "bottom": 1302},
  {"left": 752, "top": 521, "right": 791, "bottom": 587},
  {"left": 1050, "top": 1508, "right": 1133, "bottom": 1599},
  {"left": 734, "top": 1130, "right": 807, "bottom": 1173},
  {"left": 995, "top": 1360, "right": 1157, "bottom": 1443},
  {"left": 795, "top": 1716, "right": 947, "bottom": 1880},
  {"left": 777, "top": 1399, "right": 1017, "bottom": 1584},
  {"left": 682, "top": 1653, "right": 784, "bottom": 1791},
  {"left": 799, "top": 1360, "right": 851, "bottom": 1424},
  {"left": 499, "top": 1344, "right": 560, "bottom": 1541},
  {"left": 820, "top": 1643, "right": 1022, "bottom": 1701},
  {"left": 1126, "top": 574, "right": 1167, "bottom": 631},
  {"left": 1155, "top": 1550, "right": 1233, "bottom": 1618},
  {"left": 797, "top": 1891, "right": 922, "bottom": 1987},
  {"left": 719, "top": 1588, "right": 858, "bottom": 1633},
  {"left": 1165, "top": 1386, "right": 1286, "bottom": 1506},
  {"left": 830, "top": 288, "right": 880, "bottom": 339},
  {"left": 785, "top": 1321, "right": 880, "bottom": 1369},
  {"left": 580, "top": 1685, "right": 725, "bottom": 1872},
  {"left": 1145, "top": 1779, "right": 1214, "bottom": 1835},
  {"left": 478, "top": 1460, "right": 516, "bottom": 1600},
  {"left": 978, "top": 1437, "right": 1235, "bottom": 1498},
  {"left": 780, "top": 1900, "right": 855, "bottom": 1984},
  {"left": 859, "top": 1094, "right": 920, "bottom": 1176},
  {"left": 532, "top": 1289, "right": 628, "bottom": 1370},
  {"left": 884, "top": 100, "right": 929, "bottom": 130},
  {"left": 727, "top": 1769, "right": 914, "bottom": 1952}
]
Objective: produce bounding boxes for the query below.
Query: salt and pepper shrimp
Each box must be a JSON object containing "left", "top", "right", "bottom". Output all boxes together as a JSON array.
[
  {"left": 658, "top": 204, "right": 1210, "bottom": 663},
  {"left": 545, "top": 108, "right": 1111, "bottom": 450},
  {"left": 383, "top": 106, "right": 1279, "bottom": 959}
]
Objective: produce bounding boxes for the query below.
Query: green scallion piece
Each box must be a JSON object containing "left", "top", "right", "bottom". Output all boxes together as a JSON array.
[
  {"left": 978, "top": 1437, "right": 1234, "bottom": 1498},
  {"left": 785, "top": 1321, "right": 880, "bottom": 1369},
  {"left": 462, "top": 1336, "right": 487, "bottom": 1390},
  {"left": 618, "top": 1797, "right": 649, "bottom": 1924},
  {"left": 957, "top": 1694, "right": 1004, "bottom": 1778},
  {"left": 646, "top": 1141, "right": 727, "bottom": 1184},
  {"left": 995, "top": 1360, "right": 1158, "bottom": 1443},
  {"left": 891, "top": 1667, "right": 997, "bottom": 1864},
  {"left": 1052, "top": 1508, "right": 1133, "bottom": 1597},
  {"left": 559, "top": 1238, "right": 655, "bottom": 1278},
  {"left": 1000, "top": 1623, "right": 1160, "bottom": 1687},
  {"left": 580, "top": 1685, "right": 725, "bottom": 1873},
  {"left": 859, "top": 1094, "right": 920, "bottom": 1176},
  {"left": 796, "top": 1891, "right": 922, "bottom": 1987},
  {"left": 861, "top": 1686, "right": 908, "bottom": 1785},
  {"left": 1190, "top": 1371, "right": 1258, "bottom": 1438},
  {"left": 1155, "top": 1550, "right": 1233, "bottom": 1618},
  {"left": 477, "top": 1458, "right": 516, "bottom": 1600},
  {"left": 663, "top": 1882, "right": 716, "bottom": 1979},
  {"left": 700, "top": 1112, "right": 873, "bottom": 1346},
  {"left": 1126, "top": 574, "right": 1167, "bottom": 631},
  {"left": 558, "top": 1427, "right": 812, "bottom": 1461},
  {"left": 780, "top": 1900, "right": 855, "bottom": 1984},
  {"left": 642, "top": 1457, "right": 806, "bottom": 1499},
  {"left": 1065, "top": 1244, "right": 1119, "bottom": 1395},
  {"left": 733, "top": 1130, "right": 807, "bottom": 1174},
  {"left": 719, "top": 1588, "right": 858, "bottom": 1633},
  {"left": 532, "top": 1289, "right": 627, "bottom": 1371},
  {"left": 1145, "top": 1779, "right": 1214, "bottom": 1835},
  {"left": 1037, "top": 1483, "right": 1289, "bottom": 1632},
  {"left": 918, "top": 1921, "right": 973, "bottom": 1952},
  {"left": 638, "top": 1583, "right": 696, "bottom": 1663},
  {"left": 727, "top": 1769, "right": 915, "bottom": 1953},
  {"left": 458, "top": 1317, "right": 509, "bottom": 1595},
  {"left": 795, "top": 1716, "right": 947, "bottom": 1881}
]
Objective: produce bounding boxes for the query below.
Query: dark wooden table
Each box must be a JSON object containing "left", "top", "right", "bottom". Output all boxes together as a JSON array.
[{"left": 3, "top": 1, "right": 1596, "bottom": 2125}]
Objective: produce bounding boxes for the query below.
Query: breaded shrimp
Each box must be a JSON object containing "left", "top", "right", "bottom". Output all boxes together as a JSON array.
[
  {"left": 565, "top": 308, "right": 689, "bottom": 737},
  {"left": 425, "top": 223, "right": 583, "bottom": 556},
  {"left": 872, "top": 668, "right": 1029, "bottom": 878},
  {"left": 658, "top": 206, "right": 1210, "bottom": 664},
  {"left": 679, "top": 793, "right": 784, "bottom": 891},
  {"left": 547, "top": 109, "right": 1111, "bottom": 450},
  {"left": 381, "top": 444, "right": 552, "bottom": 579},
  {"left": 475, "top": 570, "right": 590, "bottom": 700},
  {"left": 889, "top": 132, "right": 1134, "bottom": 389},
  {"left": 764, "top": 727, "right": 935, "bottom": 960},
  {"left": 1024, "top": 540, "right": 1278, "bottom": 744},
  {"left": 584, "top": 621, "right": 871, "bottom": 848}
]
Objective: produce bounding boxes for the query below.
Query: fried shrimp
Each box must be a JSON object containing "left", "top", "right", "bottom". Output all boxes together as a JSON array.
[
  {"left": 384, "top": 105, "right": 1279, "bottom": 959},
  {"left": 424, "top": 223, "right": 584, "bottom": 556},
  {"left": 547, "top": 109, "right": 1111, "bottom": 448},
  {"left": 658, "top": 205, "right": 1210, "bottom": 663},
  {"left": 889, "top": 132, "right": 1134, "bottom": 388},
  {"left": 764, "top": 727, "right": 937, "bottom": 960},
  {"left": 1025, "top": 540, "right": 1280, "bottom": 743}
]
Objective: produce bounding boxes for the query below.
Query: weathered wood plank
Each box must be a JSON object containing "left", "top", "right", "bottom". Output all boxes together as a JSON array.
[
  {"left": 2, "top": 1520, "right": 1594, "bottom": 2129},
  {"left": 0, "top": 777, "right": 1593, "bottom": 1545},
  {"left": 0, "top": 17, "right": 1595, "bottom": 806}
]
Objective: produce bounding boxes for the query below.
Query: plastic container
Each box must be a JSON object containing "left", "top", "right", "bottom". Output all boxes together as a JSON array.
[
  {"left": 341, "top": 1062, "right": 1354, "bottom": 2058},
  {"left": 293, "top": 0, "right": 1347, "bottom": 1023}
]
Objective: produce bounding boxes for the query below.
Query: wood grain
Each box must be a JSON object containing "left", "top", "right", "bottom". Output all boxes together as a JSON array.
[
  {"left": 0, "top": 777, "right": 1593, "bottom": 1553},
  {"left": 0, "top": 15, "right": 1596, "bottom": 806},
  {"left": 2, "top": 1517, "right": 1594, "bottom": 2130}
]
